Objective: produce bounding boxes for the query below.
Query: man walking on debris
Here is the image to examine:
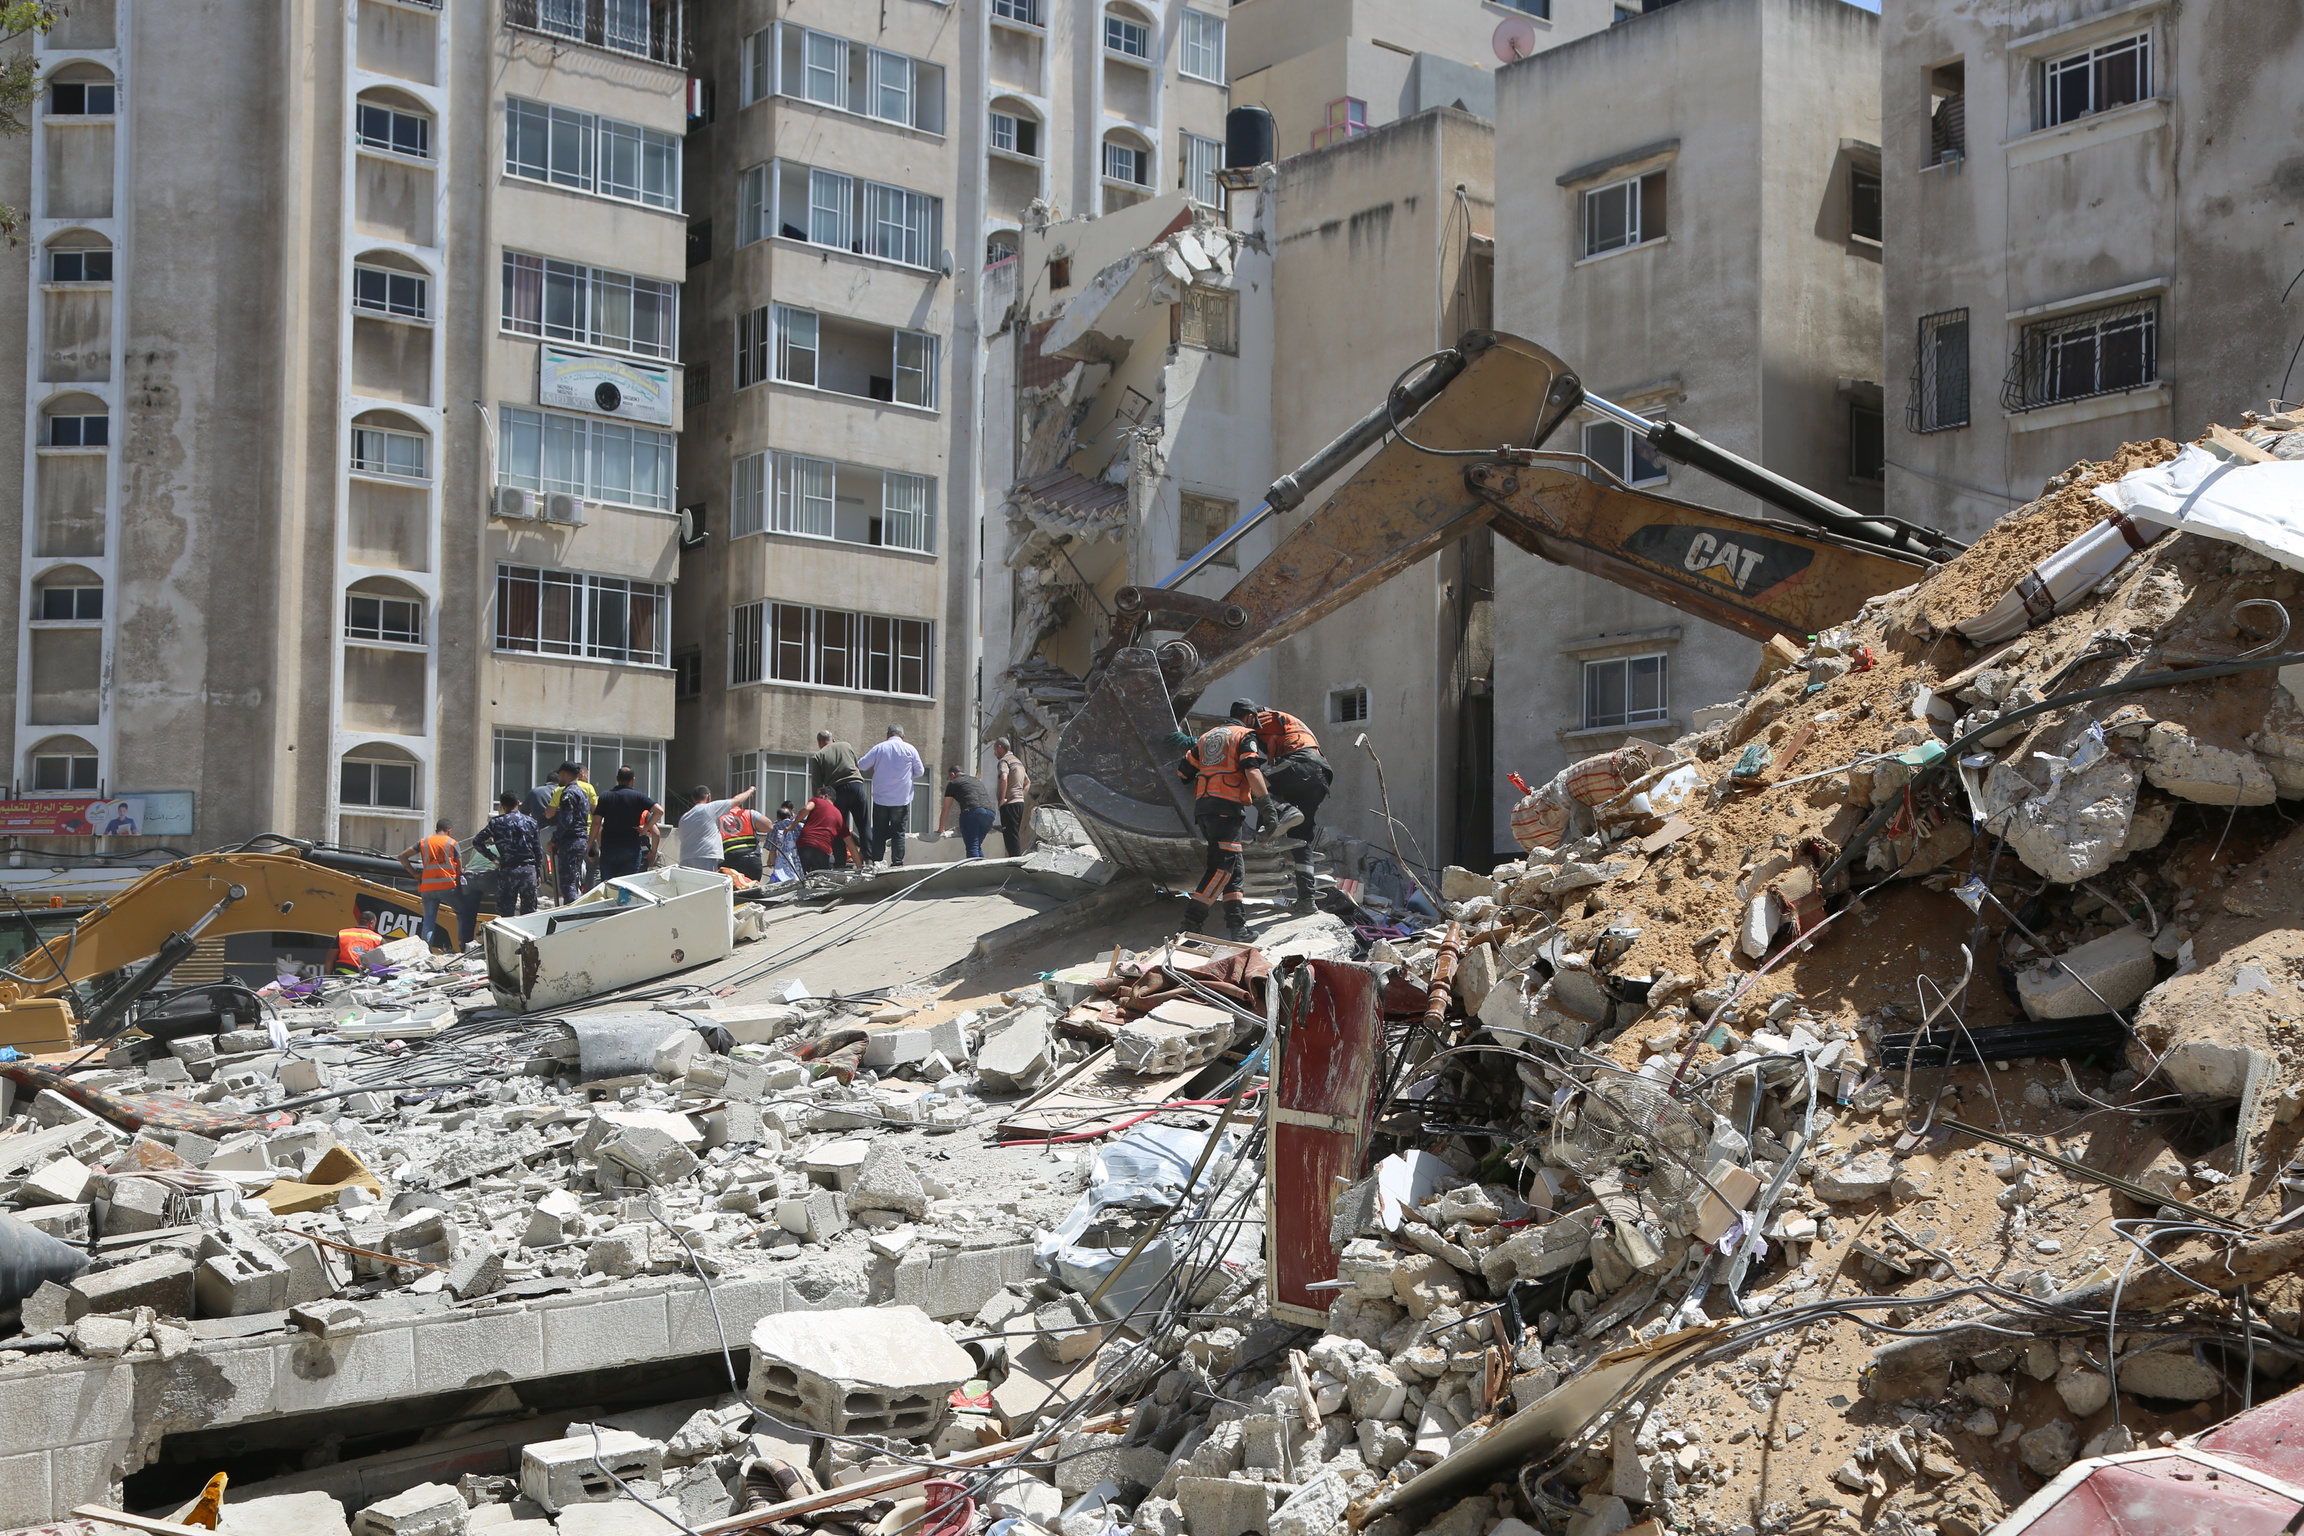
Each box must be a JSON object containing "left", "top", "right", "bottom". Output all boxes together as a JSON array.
[
  {"left": 931, "top": 764, "right": 998, "bottom": 858},
  {"left": 397, "top": 818, "right": 462, "bottom": 950},
  {"left": 677, "top": 783, "right": 756, "bottom": 873},
  {"left": 546, "top": 761, "right": 595, "bottom": 904},
  {"left": 472, "top": 792, "right": 542, "bottom": 919},
  {"left": 858, "top": 725, "right": 926, "bottom": 867},
  {"left": 809, "top": 730, "right": 872, "bottom": 872},
  {"left": 993, "top": 737, "right": 1032, "bottom": 857},
  {"left": 794, "top": 790, "right": 848, "bottom": 874},
  {"left": 1231, "top": 699, "right": 1329, "bottom": 914},
  {"left": 1176, "top": 716, "right": 1277, "bottom": 939}
]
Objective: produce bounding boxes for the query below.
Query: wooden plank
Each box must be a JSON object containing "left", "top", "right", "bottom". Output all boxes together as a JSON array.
[
  {"left": 2209, "top": 423, "right": 2279, "bottom": 464},
  {"left": 1266, "top": 960, "right": 1381, "bottom": 1320},
  {"left": 1764, "top": 721, "right": 1815, "bottom": 783},
  {"left": 1637, "top": 817, "right": 1693, "bottom": 856}
]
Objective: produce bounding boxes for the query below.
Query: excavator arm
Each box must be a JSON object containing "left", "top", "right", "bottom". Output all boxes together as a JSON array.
[
  {"left": 0, "top": 848, "right": 439, "bottom": 1051},
  {"left": 1053, "top": 332, "right": 1949, "bottom": 886}
]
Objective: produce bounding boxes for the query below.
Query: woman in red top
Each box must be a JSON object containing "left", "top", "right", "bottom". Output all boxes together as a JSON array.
[{"left": 794, "top": 793, "right": 848, "bottom": 873}]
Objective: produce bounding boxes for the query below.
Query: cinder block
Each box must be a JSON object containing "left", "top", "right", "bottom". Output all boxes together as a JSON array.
[
  {"left": 598, "top": 1126, "right": 699, "bottom": 1186},
  {"left": 746, "top": 1304, "right": 974, "bottom": 1440},
  {"left": 922, "top": 1243, "right": 1036, "bottom": 1320},
  {"left": 0, "top": 1449, "right": 54, "bottom": 1530},
  {"left": 352, "top": 1481, "right": 467, "bottom": 1536},
  {"left": 17, "top": 1203, "right": 90, "bottom": 1243},
  {"left": 519, "top": 1430, "right": 664, "bottom": 1515},
  {"left": 1176, "top": 1476, "right": 1279, "bottom": 1536},
  {"left": 99, "top": 1177, "right": 172, "bottom": 1237},
  {"left": 262, "top": 1231, "right": 342, "bottom": 1307},
  {"left": 196, "top": 1226, "right": 295, "bottom": 1318},
  {"left": 1113, "top": 1000, "right": 1234, "bottom": 1075},
  {"left": 20, "top": 1156, "right": 92, "bottom": 1206},
  {"left": 667, "top": 1273, "right": 786, "bottom": 1356},
  {"left": 68, "top": 1254, "right": 195, "bottom": 1320}
]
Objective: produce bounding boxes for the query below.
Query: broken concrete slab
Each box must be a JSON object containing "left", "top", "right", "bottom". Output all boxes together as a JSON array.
[
  {"left": 67, "top": 1252, "right": 194, "bottom": 1319},
  {"left": 519, "top": 1430, "right": 665, "bottom": 1514},
  {"left": 351, "top": 1481, "right": 467, "bottom": 1536},
  {"left": 2017, "top": 927, "right": 2158, "bottom": 1019},
  {"left": 846, "top": 1141, "right": 929, "bottom": 1221},
  {"left": 2145, "top": 721, "right": 2278, "bottom": 805},
  {"left": 978, "top": 1013, "right": 1054, "bottom": 1093},
  {"left": 747, "top": 1303, "right": 975, "bottom": 1439}
]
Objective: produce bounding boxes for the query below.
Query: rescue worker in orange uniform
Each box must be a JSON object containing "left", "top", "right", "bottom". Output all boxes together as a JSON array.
[
  {"left": 396, "top": 819, "right": 462, "bottom": 951},
  {"left": 1229, "top": 700, "right": 1332, "bottom": 915},
  {"left": 1175, "top": 719, "right": 1279, "bottom": 939},
  {"left": 333, "top": 926, "right": 384, "bottom": 973},
  {"left": 718, "top": 801, "right": 773, "bottom": 883}
]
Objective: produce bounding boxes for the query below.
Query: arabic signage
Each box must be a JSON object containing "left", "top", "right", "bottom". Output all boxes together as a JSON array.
[
  {"left": 537, "top": 344, "right": 675, "bottom": 426},
  {"left": 0, "top": 792, "right": 194, "bottom": 836}
]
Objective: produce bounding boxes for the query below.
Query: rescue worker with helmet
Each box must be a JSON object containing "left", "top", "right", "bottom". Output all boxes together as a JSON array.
[
  {"left": 396, "top": 818, "right": 462, "bottom": 951},
  {"left": 717, "top": 800, "right": 774, "bottom": 882},
  {"left": 1229, "top": 699, "right": 1331, "bottom": 915},
  {"left": 1175, "top": 718, "right": 1280, "bottom": 940}
]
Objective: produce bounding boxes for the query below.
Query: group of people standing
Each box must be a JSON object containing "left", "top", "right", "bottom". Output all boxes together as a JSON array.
[{"left": 1176, "top": 699, "right": 1332, "bottom": 939}]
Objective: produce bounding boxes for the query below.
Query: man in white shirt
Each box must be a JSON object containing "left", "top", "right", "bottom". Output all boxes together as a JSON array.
[
  {"left": 856, "top": 725, "right": 926, "bottom": 867},
  {"left": 677, "top": 783, "right": 756, "bottom": 872}
]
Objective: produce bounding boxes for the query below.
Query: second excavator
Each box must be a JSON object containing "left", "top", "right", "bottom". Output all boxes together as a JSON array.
[{"left": 1053, "top": 332, "right": 1963, "bottom": 888}]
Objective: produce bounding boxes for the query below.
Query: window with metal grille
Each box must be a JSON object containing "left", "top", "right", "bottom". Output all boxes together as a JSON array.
[
  {"left": 346, "top": 593, "right": 423, "bottom": 645},
  {"left": 1179, "top": 493, "right": 1239, "bottom": 566},
  {"left": 2043, "top": 33, "right": 2149, "bottom": 129},
  {"left": 1850, "top": 164, "right": 1881, "bottom": 241},
  {"left": 1330, "top": 686, "right": 1369, "bottom": 725},
  {"left": 1849, "top": 402, "right": 1885, "bottom": 484},
  {"left": 1583, "top": 654, "right": 1668, "bottom": 730},
  {"left": 2004, "top": 298, "right": 2157, "bottom": 412},
  {"left": 729, "top": 601, "right": 933, "bottom": 697},
  {"left": 496, "top": 565, "right": 669, "bottom": 666},
  {"left": 684, "top": 363, "right": 709, "bottom": 408},
  {"left": 1175, "top": 286, "right": 1238, "bottom": 355},
  {"left": 353, "top": 265, "right": 427, "bottom": 320},
  {"left": 673, "top": 649, "right": 702, "bottom": 699},
  {"left": 1909, "top": 308, "right": 1970, "bottom": 432},
  {"left": 356, "top": 102, "right": 431, "bottom": 159},
  {"left": 1583, "top": 171, "right": 1665, "bottom": 257}
]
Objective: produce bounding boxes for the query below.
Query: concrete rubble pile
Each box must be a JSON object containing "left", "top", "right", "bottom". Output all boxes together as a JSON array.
[{"left": 20, "top": 416, "right": 2304, "bottom": 1536}]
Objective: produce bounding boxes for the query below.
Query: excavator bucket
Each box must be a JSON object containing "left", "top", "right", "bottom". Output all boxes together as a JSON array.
[{"left": 1053, "top": 647, "right": 1205, "bottom": 887}]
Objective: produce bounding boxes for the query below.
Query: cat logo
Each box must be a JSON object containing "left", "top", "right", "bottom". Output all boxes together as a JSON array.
[{"left": 1621, "top": 523, "right": 1816, "bottom": 598}]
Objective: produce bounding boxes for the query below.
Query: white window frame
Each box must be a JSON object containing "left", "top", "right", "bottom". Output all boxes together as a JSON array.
[
  {"left": 341, "top": 756, "right": 418, "bottom": 810},
  {"left": 496, "top": 404, "right": 677, "bottom": 512},
  {"left": 1103, "top": 139, "right": 1146, "bottom": 187},
  {"left": 351, "top": 424, "right": 430, "bottom": 481},
  {"left": 729, "top": 600, "right": 935, "bottom": 698},
  {"left": 734, "top": 451, "right": 937, "bottom": 554},
  {"left": 493, "top": 728, "right": 665, "bottom": 804},
  {"left": 346, "top": 591, "right": 425, "bottom": 647},
  {"left": 353, "top": 264, "right": 429, "bottom": 321},
  {"left": 1582, "top": 653, "right": 1669, "bottom": 731},
  {"left": 355, "top": 101, "right": 430, "bottom": 159},
  {"left": 1182, "top": 132, "right": 1223, "bottom": 206},
  {"left": 1581, "top": 418, "right": 1668, "bottom": 488},
  {"left": 500, "top": 251, "right": 679, "bottom": 361},
  {"left": 1104, "top": 10, "right": 1151, "bottom": 61},
  {"left": 773, "top": 304, "right": 819, "bottom": 387},
  {"left": 33, "top": 585, "right": 103, "bottom": 623},
  {"left": 764, "top": 24, "right": 946, "bottom": 134},
  {"left": 739, "top": 163, "right": 770, "bottom": 245},
  {"left": 1581, "top": 171, "right": 1661, "bottom": 258},
  {"left": 508, "top": 95, "right": 677, "bottom": 207},
  {"left": 753, "top": 159, "right": 945, "bottom": 271},
  {"left": 2042, "top": 32, "right": 2151, "bottom": 129},
  {"left": 31, "top": 751, "right": 99, "bottom": 792},
  {"left": 1180, "top": 10, "right": 1225, "bottom": 82},
  {"left": 495, "top": 564, "right": 672, "bottom": 667}
]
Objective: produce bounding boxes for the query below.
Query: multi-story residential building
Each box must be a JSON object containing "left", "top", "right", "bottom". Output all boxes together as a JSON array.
[
  {"left": 1882, "top": 1, "right": 2304, "bottom": 541},
  {"left": 0, "top": 0, "right": 693, "bottom": 862},
  {"left": 675, "top": 1, "right": 1233, "bottom": 825},
  {"left": 1487, "top": 0, "right": 1885, "bottom": 851}
]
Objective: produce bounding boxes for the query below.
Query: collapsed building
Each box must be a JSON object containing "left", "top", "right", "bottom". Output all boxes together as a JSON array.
[{"left": 10, "top": 415, "right": 2304, "bottom": 1536}]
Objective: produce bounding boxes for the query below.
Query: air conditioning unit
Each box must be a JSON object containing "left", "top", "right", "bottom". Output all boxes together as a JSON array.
[
  {"left": 494, "top": 486, "right": 536, "bottom": 521},
  {"left": 543, "top": 493, "right": 586, "bottom": 526}
]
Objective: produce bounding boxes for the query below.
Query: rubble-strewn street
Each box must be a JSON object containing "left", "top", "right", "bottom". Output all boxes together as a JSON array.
[{"left": 11, "top": 414, "right": 2304, "bottom": 1536}]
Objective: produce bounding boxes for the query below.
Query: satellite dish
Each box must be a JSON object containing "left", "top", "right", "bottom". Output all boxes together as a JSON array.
[{"left": 1493, "top": 14, "right": 1539, "bottom": 62}]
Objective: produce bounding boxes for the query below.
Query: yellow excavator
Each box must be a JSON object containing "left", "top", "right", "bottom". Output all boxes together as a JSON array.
[
  {"left": 1054, "top": 332, "right": 1965, "bottom": 883},
  {"left": 0, "top": 838, "right": 440, "bottom": 1053}
]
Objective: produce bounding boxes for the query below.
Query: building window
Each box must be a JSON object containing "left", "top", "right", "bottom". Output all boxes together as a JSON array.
[
  {"left": 1582, "top": 171, "right": 1665, "bottom": 257},
  {"left": 730, "top": 601, "right": 933, "bottom": 697},
  {"left": 49, "top": 248, "right": 111, "bottom": 283},
  {"left": 1329, "top": 686, "right": 1369, "bottom": 725},
  {"left": 1182, "top": 132, "right": 1223, "bottom": 206},
  {"left": 1498, "top": 0, "right": 1551, "bottom": 14},
  {"left": 353, "top": 264, "right": 428, "bottom": 320},
  {"left": 1929, "top": 61, "right": 1965, "bottom": 165},
  {"left": 37, "top": 586, "right": 102, "bottom": 621},
  {"left": 673, "top": 648, "right": 703, "bottom": 699},
  {"left": 351, "top": 424, "right": 429, "bottom": 480},
  {"left": 48, "top": 80, "right": 114, "bottom": 116},
  {"left": 355, "top": 101, "right": 431, "bottom": 159},
  {"left": 758, "top": 160, "right": 948, "bottom": 269},
  {"left": 773, "top": 303, "right": 817, "bottom": 385},
  {"left": 505, "top": 99, "right": 683, "bottom": 211},
  {"left": 740, "top": 165, "right": 770, "bottom": 244},
  {"left": 1181, "top": 10, "right": 1225, "bottom": 81},
  {"left": 496, "top": 565, "right": 670, "bottom": 666},
  {"left": 1179, "top": 492, "right": 1238, "bottom": 566},
  {"left": 47, "top": 413, "right": 107, "bottom": 448},
  {"left": 341, "top": 756, "right": 418, "bottom": 810},
  {"left": 1909, "top": 308, "right": 1970, "bottom": 432},
  {"left": 684, "top": 363, "right": 710, "bottom": 407},
  {"left": 1103, "top": 140, "right": 1146, "bottom": 187},
  {"left": 991, "top": 111, "right": 1040, "bottom": 159},
  {"left": 500, "top": 252, "right": 678, "bottom": 360},
  {"left": 1175, "top": 286, "right": 1239, "bottom": 355},
  {"left": 729, "top": 750, "right": 812, "bottom": 813},
  {"left": 1104, "top": 10, "right": 1151, "bottom": 60},
  {"left": 2005, "top": 298, "right": 2158, "bottom": 412},
  {"left": 493, "top": 727, "right": 665, "bottom": 802},
  {"left": 1311, "top": 98, "right": 1365, "bottom": 151},
  {"left": 346, "top": 592, "right": 423, "bottom": 645},
  {"left": 992, "top": 0, "right": 1044, "bottom": 24},
  {"left": 1850, "top": 164, "right": 1881, "bottom": 242},
  {"left": 505, "top": 0, "right": 683, "bottom": 67},
  {"left": 1583, "top": 654, "right": 1668, "bottom": 730},
  {"left": 1849, "top": 402, "right": 1885, "bottom": 484},
  {"left": 2043, "top": 33, "right": 2149, "bottom": 129},
  {"left": 732, "top": 450, "right": 937, "bottom": 554},
  {"left": 32, "top": 751, "right": 98, "bottom": 792},
  {"left": 1582, "top": 419, "right": 1667, "bottom": 487},
  {"left": 743, "top": 304, "right": 939, "bottom": 409},
  {"left": 768, "top": 25, "right": 948, "bottom": 134},
  {"left": 496, "top": 405, "right": 676, "bottom": 511}
]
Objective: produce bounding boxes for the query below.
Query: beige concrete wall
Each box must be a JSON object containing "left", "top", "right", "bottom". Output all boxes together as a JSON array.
[
  {"left": 1883, "top": 1, "right": 2304, "bottom": 541},
  {"left": 1488, "top": 0, "right": 1882, "bottom": 852}
]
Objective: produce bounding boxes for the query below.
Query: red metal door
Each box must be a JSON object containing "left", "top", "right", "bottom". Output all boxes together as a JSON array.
[{"left": 1267, "top": 958, "right": 1382, "bottom": 1325}]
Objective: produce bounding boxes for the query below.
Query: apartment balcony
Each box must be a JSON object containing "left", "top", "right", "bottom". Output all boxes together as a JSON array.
[{"left": 505, "top": 0, "right": 689, "bottom": 68}]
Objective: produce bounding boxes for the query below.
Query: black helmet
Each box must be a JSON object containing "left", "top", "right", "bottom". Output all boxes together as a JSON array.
[{"left": 1228, "top": 699, "right": 1259, "bottom": 721}]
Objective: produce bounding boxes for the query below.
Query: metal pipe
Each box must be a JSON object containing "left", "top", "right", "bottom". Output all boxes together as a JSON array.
[{"left": 1160, "top": 347, "right": 1475, "bottom": 589}]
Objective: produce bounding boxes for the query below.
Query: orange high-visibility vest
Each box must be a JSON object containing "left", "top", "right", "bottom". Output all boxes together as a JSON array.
[
  {"left": 1185, "top": 724, "right": 1260, "bottom": 805},
  {"left": 416, "top": 833, "right": 460, "bottom": 893},
  {"left": 1250, "top": 709, "right": 1321, "bottom": 760},
  {"left": 719, "top": 807, "right": 760, "bottom": 855},
  {"left": 335, "top": 927, "right": 383, "bottom": 970}
]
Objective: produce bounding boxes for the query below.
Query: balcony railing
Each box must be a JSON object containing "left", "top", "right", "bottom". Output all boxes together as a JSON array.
[{"left": 506, "top": 0, "right": 689, "bottom": 68}]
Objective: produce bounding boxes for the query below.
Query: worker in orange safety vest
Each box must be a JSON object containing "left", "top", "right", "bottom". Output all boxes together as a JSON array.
[
  {"left": 334, "top": 926, "right": 384, "bottom": 973},
  {"left": 1174, "top": 720, "right": 1277, "bottom": 940},
  {"left": 1230, "top": 699, "right": 1331, "bottom": 915},
  {"left": 718, "top": 801, "right": 773, "bottom": 883},
  {"left": 397, "top": 818, "right": 463, "bottom": 951}
]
